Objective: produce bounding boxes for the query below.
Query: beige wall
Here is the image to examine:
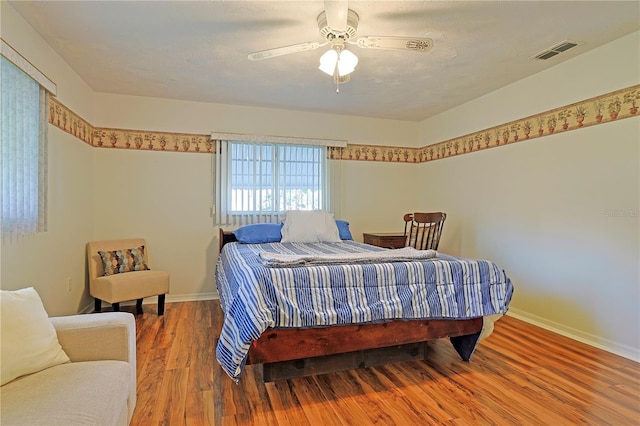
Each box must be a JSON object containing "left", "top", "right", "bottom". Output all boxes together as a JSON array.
[
  {"left": 92, "top": 149, "right": 217, "bottom": 298},
  {"left": 93, "top": 93, "right": 420, "bottom": 146},
  {"left": 337, "top": 160, "right": 419, "bottom": 239},
  {"left": 1, "top": 2, "right": 96, "bottom": 316},
  {"left": 418, "top": 31, "right": 640, "bottom": 360}
]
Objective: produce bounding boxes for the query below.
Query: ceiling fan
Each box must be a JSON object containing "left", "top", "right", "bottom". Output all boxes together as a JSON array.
[{"left": 248, "top": 0, "right": 433, "bottom": 92}]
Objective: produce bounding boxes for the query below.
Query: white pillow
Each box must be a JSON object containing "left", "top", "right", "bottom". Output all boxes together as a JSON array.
[
  {"left": 281, "top": 210, "right": 341, "bottom": 243},
  {"left": 0, "top": 287, "right": 70, "bottom": 385}
]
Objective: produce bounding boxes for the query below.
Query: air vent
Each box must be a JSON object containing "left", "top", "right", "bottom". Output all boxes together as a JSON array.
[{"left": 530, "top": 40, "right": 579, "bottom": 60}]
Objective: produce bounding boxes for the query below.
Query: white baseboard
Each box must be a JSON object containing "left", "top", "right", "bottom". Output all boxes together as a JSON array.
[
  {"left": 135, "top": 292, "right": 219, "bottom": 304},
  {"left": 506, "top": 308, "right": 640, "bottom": 363},
  {"left": 165, "top": 293, "right": 219, "bottom": 303},
  {"left": 86, "top": 293, "right": 219, "bottom": 312}
]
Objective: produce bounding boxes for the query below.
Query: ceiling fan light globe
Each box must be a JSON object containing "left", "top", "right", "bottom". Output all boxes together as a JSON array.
[
  {"left": 337, "top": 63, "right": 355, "bottom": 76},
  {"left": 319, "top": 49, "right": 339, "bottom": 75},
  {"left": 340, "top": 49, "right": 358, "bottom": 64},
  {"left": 337, "top": 49, "right": 358, "bottom": 76}
]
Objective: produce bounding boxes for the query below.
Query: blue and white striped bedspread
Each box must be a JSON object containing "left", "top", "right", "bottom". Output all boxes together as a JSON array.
[{"left": 215, "top": 240, "right": 514, "bottom": 380}]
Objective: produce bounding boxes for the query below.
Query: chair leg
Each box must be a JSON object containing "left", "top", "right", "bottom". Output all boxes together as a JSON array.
[
  {"left": 158, "top": 294, "right": 166, "bottom": 316},
  {"left": 136, "top": 298, "right": 143, "bottom": 315},
  {"left": 94, "top": 298, "right": 102, "bottom": 313},
  {"left": 112, "top": 302, "right": 120, "bottom": 312}
]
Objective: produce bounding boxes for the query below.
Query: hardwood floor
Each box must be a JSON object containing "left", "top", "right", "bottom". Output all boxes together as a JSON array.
[{"left": 128, "top": 300, "right": 639, "bottom": 425}]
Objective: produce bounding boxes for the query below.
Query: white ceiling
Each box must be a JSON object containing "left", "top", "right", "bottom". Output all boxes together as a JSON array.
[{"left": 9, "top": 1, "right": 640, "bottom": 122}]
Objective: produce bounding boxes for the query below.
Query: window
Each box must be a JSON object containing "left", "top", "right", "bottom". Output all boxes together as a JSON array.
[
  {"left": 213, "top": 135, "right": 344, "bottom": 226},
  {"left": 1, "top": 48, "right": 51, "bottom": 239},
  {"left": 230, "top": 142, "right": 326, "bottom": 212}
]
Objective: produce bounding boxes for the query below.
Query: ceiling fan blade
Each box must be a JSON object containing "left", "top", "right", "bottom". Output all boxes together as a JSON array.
[
  {"left": 353, "top": 36, "right": 434, "bottom": 52},
  {"left": 248, "top": 41, "right": 325, "bottom": 61},
  {"left": 324, "top": 0, "right": 348, "bottom": 32}
]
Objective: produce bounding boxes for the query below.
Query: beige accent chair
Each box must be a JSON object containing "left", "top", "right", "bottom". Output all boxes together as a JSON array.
[{"left": 87, "top": 238, "right": 170, "bottom": 315}]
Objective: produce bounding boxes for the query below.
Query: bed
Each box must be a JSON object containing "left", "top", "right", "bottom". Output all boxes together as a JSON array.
[{"left": 215, "top": 222, "right": 514, "bottom": 382}]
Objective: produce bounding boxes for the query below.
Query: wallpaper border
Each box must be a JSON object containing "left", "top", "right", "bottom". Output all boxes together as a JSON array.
[{"left": 49, "top": 84, "right": 639, "bottom": 161}]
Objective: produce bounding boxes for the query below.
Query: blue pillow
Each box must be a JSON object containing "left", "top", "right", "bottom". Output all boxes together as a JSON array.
[
  {"left": 232, "top": 223, "right": 283, "bottom": 244},
  {"left": 336, "top": 220, "right": 353, "bottom": 240}
]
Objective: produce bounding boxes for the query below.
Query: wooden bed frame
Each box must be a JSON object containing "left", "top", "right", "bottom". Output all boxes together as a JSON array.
[{"left": 219, "top": 229, "right": 483, "bottom": 381}]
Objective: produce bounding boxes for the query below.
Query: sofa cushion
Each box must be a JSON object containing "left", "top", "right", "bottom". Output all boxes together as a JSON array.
[
  {"left": 0, "top": 360, "right": 131, "bottom": 426},
  {"left": 93, "top": 270, "right": 170, "bottom": 303},
  {"left": 98, "top": 246, "right": 149, "bottom": 276},
  {"left": 0, "top": 287, "right": 70, "bottom": 386}
]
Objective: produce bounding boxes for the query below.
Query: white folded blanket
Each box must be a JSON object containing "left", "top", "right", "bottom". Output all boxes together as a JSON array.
[{"left": 259, "top": 247, "right": 437, "bottom": 267}]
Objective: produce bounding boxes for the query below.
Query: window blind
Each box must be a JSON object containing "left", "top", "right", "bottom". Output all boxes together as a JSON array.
[
  {"left": 1, "top": 55, "right": 49, "bottom": 239},
  {"left": 214, "top": 138, "right": 340, "bottom": 226}
]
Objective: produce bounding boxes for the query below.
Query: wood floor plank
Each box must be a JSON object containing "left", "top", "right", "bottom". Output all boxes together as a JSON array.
[
  {"left": 339, "top": 368, "right": 419, "bottom": 425},
  {"left": 310, "top": 372, "right": 385, "bottom": 425},
  {"left": 263, "top": 378, "right": 311, "bottom": 426},
  {"left": 185, "top": 389, "right": 215, "bottom": 426},
  {"left": 379, "top": 363, "right": 464, "bottom": 423},
  {"left": 233, "top": 365, "right": 279, "bottom": 424},
  {"left": 129, "top": 300, "right": 640, "bottom": 426},
  {"left": 132, "top": 345, "right": 170, "bottom": 425},
  {"left": 151, "top": 367, "right": 189, "bottom": 426},
  {"left": 290, "top": 376, "right": 347, "bottom": 425},
  {"left": 166, "top": 302, "right": 195, "bottom": 370},
  {"left": 352, "top": 366, "right": 437, "bottom": 424},
  {"left": 134, "top": 311, "right": 164, "bottom": 377}
]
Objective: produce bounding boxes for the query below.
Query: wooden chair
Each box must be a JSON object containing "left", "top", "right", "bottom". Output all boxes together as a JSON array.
[
  {"left": 87, "top": 238, "right": 170, "bottom": 315},
  {"left": 403, "top": 212, "right": 447, "bottom": 250}
]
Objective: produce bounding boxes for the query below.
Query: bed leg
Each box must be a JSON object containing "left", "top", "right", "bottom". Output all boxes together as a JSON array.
[{"left": 450, "top": 330, "right": 482, "bottom": 361}]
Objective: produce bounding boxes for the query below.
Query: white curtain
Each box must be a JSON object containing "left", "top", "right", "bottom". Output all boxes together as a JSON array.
[
  {"left": 1, "top": 56, "right": 48, "bottom": 239},
  {"left": 214, "top": 139, "right": 341, "bottom": 226}
]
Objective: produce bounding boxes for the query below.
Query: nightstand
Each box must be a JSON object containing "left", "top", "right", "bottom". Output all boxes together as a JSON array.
[{"left": 363, "top": 232, "right": 406, "bottom": 249}]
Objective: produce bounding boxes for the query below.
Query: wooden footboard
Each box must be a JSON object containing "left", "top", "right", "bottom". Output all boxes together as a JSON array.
[
  {"left": 247, "top": 317, "right": 482, "bottom": 363},
  {"left": 247, "top": 317, "right": 483, "bottom": 381}
]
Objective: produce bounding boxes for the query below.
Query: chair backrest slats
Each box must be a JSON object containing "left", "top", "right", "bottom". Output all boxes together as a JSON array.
[{"left": 403, "top": 212, "right": 446, "bottom": 250}]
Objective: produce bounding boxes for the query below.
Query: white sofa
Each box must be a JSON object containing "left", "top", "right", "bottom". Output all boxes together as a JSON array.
[{"left": 0, "top": 312, "right": 137, "bottom": 426}]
